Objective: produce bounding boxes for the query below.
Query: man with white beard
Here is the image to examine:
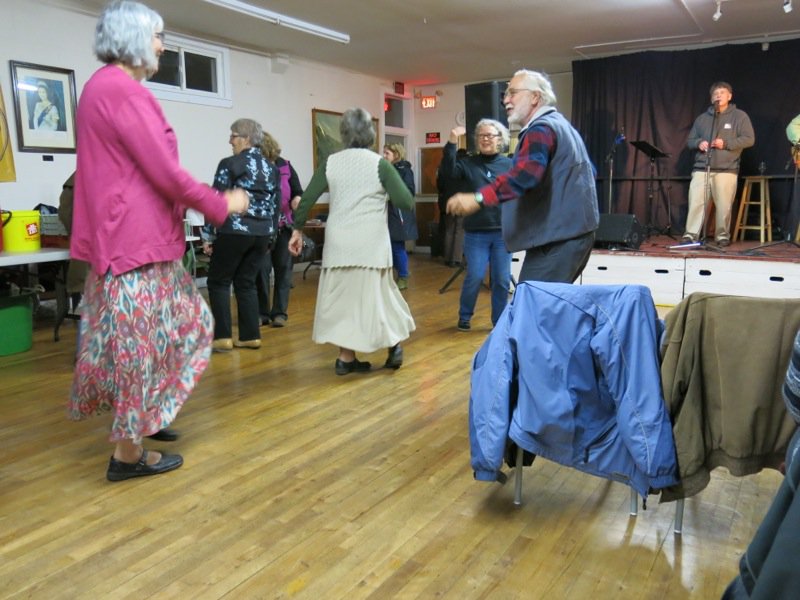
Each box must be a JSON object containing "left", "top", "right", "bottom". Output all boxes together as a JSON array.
[{"left": 447, "top": 69, "right": 598, "bottom": 284}]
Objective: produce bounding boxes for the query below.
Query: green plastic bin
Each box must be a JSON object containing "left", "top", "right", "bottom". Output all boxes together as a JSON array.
[{"left": 0, "top": 293, "right": 34, "bottom": 356}]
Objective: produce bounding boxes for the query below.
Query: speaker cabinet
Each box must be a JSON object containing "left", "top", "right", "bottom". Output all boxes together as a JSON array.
[
  {"left": 595, "top": 214, "right": 645, "bottom": 249},
  {"left": 464, "top": 81, "right": 508, "bottom": 153}
]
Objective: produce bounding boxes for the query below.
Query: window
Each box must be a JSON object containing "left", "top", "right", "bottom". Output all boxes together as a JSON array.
[
  {"left": 384, "top": 97, "right": 405, "bottom": 129},
  {"left": 145, "top": 33, "right": 231, "bottom": 108}
]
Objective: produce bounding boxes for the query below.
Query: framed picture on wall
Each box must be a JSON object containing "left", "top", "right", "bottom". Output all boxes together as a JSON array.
[
  {"left": 311, "top": 108, "right": 380, "bottom": 170},
  {"left": 9, "top": 61, "right": 77, "bottom": 153}
]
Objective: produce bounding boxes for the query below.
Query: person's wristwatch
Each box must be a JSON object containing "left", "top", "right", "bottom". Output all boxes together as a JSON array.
[{"left": 474, "top": 192, "right": 484, "bottom": 205}]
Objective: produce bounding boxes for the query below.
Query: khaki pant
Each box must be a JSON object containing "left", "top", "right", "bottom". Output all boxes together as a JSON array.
[{"left": 684, "top": 171, "right": 738, "bottom": 241}]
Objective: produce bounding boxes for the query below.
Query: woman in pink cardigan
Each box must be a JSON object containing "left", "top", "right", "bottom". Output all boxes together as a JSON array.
[{"left": 68, "top": 0, "right": 248, "bottom": 481}]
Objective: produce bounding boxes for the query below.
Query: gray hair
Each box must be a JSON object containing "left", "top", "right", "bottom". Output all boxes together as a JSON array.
[
  {"left": 513, "top": 69, "right": 557, "bottom": 106},
  {"left": 231, "top": 118, "right": 264, "bottom": 146},
  {"left": 474, "top": 118, "right": 510, "bottom": 153},
  {"left": 340, "top": 108, "right": 375, "bottom": 149},
  {"left": 94, "top": 1, "right": 163, "bottom": 75}
]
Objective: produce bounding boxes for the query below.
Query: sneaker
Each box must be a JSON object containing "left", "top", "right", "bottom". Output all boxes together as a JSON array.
[
  {"left": 397, "top": 277, "right": 408, "bottom": 290},
  {"left": 272, "top": 315, "right": 287, "bottom": 328},
  {"left": 457, "top": 320, "right": 470, "bottom": 331},
  {"left": 717, "top": 238, "right": 731, "bottom": 247},
  {"left": 681, "top": 234, "right": 695, "bottom": 243}
]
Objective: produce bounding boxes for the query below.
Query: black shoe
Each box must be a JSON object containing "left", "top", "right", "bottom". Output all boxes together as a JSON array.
[
  {"left": 457, "top": 320, "right": 471, "bottom": 332},
  {"left": 106, "top": 449, "right": 183, "bottom": 481},
  {"left": 335, "top": 358, "right": 371, "bottom": 376},
  {"left": 384, "top": 344, "right": 403, "bottom": 369},
  {"left": 146, "top": 427, "right": 180, "bottom": 442}
]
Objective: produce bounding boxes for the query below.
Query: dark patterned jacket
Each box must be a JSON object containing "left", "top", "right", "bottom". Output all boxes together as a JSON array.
[{"left": 204, "top": 146, "right": 278, "bottom": 241}]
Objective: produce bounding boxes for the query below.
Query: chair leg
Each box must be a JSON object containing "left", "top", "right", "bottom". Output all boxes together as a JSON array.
[
  {"left": 513, "top": 445, "right": 524, "bottom": 506},
  {"left": 630, "top": 487, "right": 638, "bottom": 516},
  {"left": 674, "top": 498, "right": 684, "bottom": 534}
]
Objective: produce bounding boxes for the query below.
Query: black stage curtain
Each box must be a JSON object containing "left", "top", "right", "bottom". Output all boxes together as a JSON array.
[{"left": 572, "top": 39, "right": 800, "bottom": 236}]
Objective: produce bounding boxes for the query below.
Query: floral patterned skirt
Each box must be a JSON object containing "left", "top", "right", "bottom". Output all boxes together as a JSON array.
[{"left": 68, "top": 261, "right": 213, "bottom": 442}]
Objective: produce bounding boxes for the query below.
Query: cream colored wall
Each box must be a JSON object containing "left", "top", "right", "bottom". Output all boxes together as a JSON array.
[
  {"left": 0, "top": 0, "right": 391, "bottom": 211},
  {"left": 410, "top": 72, "right": 573, "bottom": 201},
  {"left": 0, "top": 0, "right": 576, "bottom": 214}
]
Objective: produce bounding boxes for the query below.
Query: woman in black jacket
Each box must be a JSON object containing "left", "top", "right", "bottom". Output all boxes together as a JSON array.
[
  {"left": 438, "top": 120, "right": 512, "bottom": 331},
  {"left": 383, "top": 143, "right": 417, "bottom": 290}
]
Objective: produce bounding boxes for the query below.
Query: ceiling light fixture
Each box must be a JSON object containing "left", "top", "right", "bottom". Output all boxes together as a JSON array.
[
  {"left": 784, "top": 0, "right": 793, "bottom": 13},
  {"left": 201, "top": 0, "right": 350, "bottom": 44},
  {"left": 712, "top": 1, "right": 722, "bottom": 21}
]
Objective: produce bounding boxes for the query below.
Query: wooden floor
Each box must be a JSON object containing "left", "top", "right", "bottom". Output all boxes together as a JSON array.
[{"left": 0, "top": 254, "right": 784, "bottom": 599}]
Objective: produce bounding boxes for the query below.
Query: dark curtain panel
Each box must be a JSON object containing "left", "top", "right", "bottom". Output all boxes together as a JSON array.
[{"left": 572, "top": 39, "right": 800, "bottom": 236}]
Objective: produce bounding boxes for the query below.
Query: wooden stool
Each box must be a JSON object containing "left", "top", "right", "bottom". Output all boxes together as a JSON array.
[{"left": 733, "top": 176, "right": 772, "bottom": 243}]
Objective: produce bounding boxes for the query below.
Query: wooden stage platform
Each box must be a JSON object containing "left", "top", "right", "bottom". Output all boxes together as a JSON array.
[{"left": 574, "top": 235, "right": 800, "bottom": 306}]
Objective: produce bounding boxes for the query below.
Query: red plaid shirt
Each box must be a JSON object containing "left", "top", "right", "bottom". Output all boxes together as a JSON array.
[{"left": 479, "top": 123, "right": 557, "bottom": 206}]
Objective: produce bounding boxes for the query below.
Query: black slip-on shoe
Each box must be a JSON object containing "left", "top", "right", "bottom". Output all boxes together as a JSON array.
[
  {"left": 146, "top": 427, "right": 179, "bottom": 442},
  {"left": 106, "top": 450, "right": 183, "bottom": 482},
  {"left": 384, "top": 344, "right": 403, "bottom": 369},
  {"left": 335, "top": 358, "right": 371, "bottom": 376}
]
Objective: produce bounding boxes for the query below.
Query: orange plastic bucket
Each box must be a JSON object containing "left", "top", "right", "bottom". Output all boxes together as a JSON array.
[{"left": 1, "top": 210, "right": 40, "bottom": 252}]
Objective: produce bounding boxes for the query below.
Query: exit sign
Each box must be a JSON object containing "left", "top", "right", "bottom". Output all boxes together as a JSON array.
[{"left": 420, "top": 95, "right": 437, "bottom": 109}]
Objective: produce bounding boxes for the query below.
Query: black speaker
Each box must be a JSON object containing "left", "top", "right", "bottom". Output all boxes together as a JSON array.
[
  {"left": 595, "top": 214, "right": 645, "bottom": 249},
  {"left": 464, "top": 81, "right": 508, "bottom": 153}
]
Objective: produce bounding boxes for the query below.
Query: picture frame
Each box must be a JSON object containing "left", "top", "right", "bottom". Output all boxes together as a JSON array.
[
  {"left": 9, "top": 61, "right": 77, "bottom": 153},
  {"left": 311, "top": 108, "right": 380, "bottom": 171}
]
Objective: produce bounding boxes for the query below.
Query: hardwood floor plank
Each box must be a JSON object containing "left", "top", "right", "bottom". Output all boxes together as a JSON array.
[{"left": 0, "top": 254, "right": 786, "bottom": 599}]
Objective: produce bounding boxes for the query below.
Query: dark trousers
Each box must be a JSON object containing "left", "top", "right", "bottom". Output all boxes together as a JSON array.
[
  {"left": 207, "top": 233, "right": 270, "bottom": 342},
  {"left": 518, "top": 231, "right": 595, "bottom": 284},
  {"left": 257, "top": 227, "right": 293, "bottom": 320}
]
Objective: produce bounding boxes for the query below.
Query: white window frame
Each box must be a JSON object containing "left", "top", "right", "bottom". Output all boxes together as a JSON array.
[{"left": 145, "top": 33, "right": 232, "bottom": 108}]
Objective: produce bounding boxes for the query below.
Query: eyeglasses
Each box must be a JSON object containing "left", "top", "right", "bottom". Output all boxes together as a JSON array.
[
  {"left": 503, "top": 87, "right": 533, "bottom": 99},
  {"left": 477, "top": 133, "right": 500, "bottom": 140},
  {"left": 154, "top": 31, "right": 166, "bottom": 42}
]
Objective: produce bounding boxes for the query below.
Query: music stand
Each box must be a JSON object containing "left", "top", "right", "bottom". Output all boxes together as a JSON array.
[{"left": 630, "top": 140, "right": 673, "bottom": 237}]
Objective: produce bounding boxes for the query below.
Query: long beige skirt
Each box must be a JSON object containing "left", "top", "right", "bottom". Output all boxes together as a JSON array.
[{"left": 312, "top": 266, "right": 415, "bottom": 353}]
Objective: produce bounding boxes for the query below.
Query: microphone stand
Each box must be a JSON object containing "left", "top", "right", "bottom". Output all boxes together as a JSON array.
[{"left": 604, "top": 131, "right": 624, "bottom": 214}]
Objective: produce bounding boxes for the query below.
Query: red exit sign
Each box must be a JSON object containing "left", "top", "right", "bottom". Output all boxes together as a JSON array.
[{"left": 425, "top": 132, "right": 441, "bottom": 144}]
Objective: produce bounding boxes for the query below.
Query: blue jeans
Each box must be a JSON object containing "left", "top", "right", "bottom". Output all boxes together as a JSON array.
[
  {"left": 459, "top": 230, "right": 511, "bottom": 325},
  {"left": 391, "top": 240, "right": 409, "bottom": 278}
]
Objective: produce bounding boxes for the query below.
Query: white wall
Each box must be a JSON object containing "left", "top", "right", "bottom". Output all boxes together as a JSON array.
[
  {"left": 0, "top": 0, "right": 392, "bottom": 211},
  {"left": 412, "top": 73, "right": 573, "bottom": 152},
  {"left": 409, "top": 73, "right": 573, "bottom": 201},
  {"left": 0, "top": 0, "right": 576, "bottom": 214}
]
